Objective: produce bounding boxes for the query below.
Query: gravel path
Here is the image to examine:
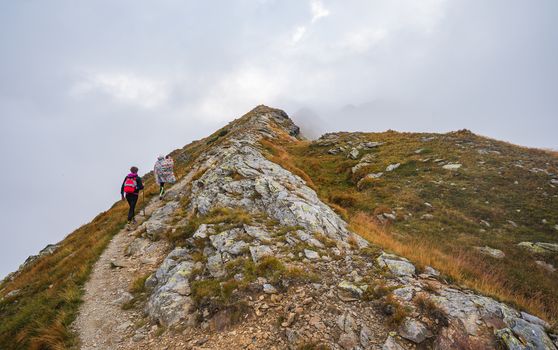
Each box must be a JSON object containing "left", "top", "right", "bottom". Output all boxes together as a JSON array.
[{"left": 72, "top": 197, "right": 170, "bottom": 350}]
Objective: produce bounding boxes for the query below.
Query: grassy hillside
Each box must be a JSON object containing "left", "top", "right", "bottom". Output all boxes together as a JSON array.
[
  {"left": 0, "top": 107, "right": 267, "bottom": 349},
  {"left": 264, "top": 129, "right": 558, "bottom": 324},
  {"left": 2, "top": 106, "right": 556, "bottom": 348},
  {"left": 0, "top": 148, "right": 198, "bottom": 349}
]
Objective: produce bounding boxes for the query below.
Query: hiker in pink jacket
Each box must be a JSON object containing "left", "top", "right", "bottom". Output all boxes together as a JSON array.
[{"left": 154, "top": 155, "right": 176, "bottom": 199}]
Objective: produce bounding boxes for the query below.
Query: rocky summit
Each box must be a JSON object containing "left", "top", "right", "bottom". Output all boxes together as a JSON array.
[{"left": 1, "top": 106, "right": 557, "bottom": 350}]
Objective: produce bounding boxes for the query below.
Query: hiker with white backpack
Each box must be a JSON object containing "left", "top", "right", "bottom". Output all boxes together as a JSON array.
[
  {"left": 121, "top": 166, "right": 144, "bottom": 226},
  {"left": 154, "top": 155, "right": 176, "bottom": 199}
]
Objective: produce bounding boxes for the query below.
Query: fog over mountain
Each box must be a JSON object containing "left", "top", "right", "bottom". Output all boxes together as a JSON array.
[{"left": 0, "top": 0, "right": 557, "bottom": 278}]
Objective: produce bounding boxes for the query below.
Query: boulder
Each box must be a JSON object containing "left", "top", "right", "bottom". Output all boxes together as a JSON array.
[
  {"left": 192, "top": 224, "right": 215, "bottom": 239},
  {"left": 507, "top": 317, "right": 556, "bottom": 349},
  {"left": 4, "top": 289, "right": 21, "bottom": 299},
  {"left": 209, "top": 229, "right": 248, "bottom": 255},
  {"left": 243, "top": 225, "right": 273, "bottom": 243},
  {"left": 328, "top": 147, "right": 342, "bottom": 155},
  {"left": 145, "top": 202, "right": 179, "bottom": 240},
  {"left": 336, "top": 313, "right": 357, "bottom": 333},
  {"left": 494, "top": 328, "right": 527, "bottom": 350},
  {"left": 207, "top": 253, "right": 225, "bottom": 278},
  {"left": 424, "top": 266, "right": 440, "bottom": 276},
  {"left": 126, "top": 238, "right": 150, "bottom": 256},
  {"left": 146, "top": 259, "right": 196, "bottom": 327},
  {"left": 113, "top": 291, "right": 134, "bottom": 306},
  {"left": 393, "top": 286, "right": 414, "bottom": 301},
  {"left": 262, "top": 283, "right": 277, "bottom": 294},
  {"left": 518, "top": 242, "right": 558, "bottom": 254},
  {"left": 304, "top": 249, "right": 320, "bottom": 260},
  {"left": 376, "top": 253, "right": 415, "bottom": 277},
  {"left": 386, "top": 163, "right": 400, "bottom": 172},
  {"left": 442, "top": 163, "right": 462, "bottom": 171},
  {"left": 19, "top": 244, "right": 60, "bottom": 271},
  {"left": 338, "top": 281, "right": 364, "bottom": 298},
  {"left": 520, "top": 311, "right": 550, "bottom": 329},
  {"left": 536, "top": 242, "right": 558, "bottom": 253},
  {"left": 475, "top": 246, "right": 505, "bottom": 259},
  {"left": 382, "top": 336, "right": 406, "bottom": 350},
  {"left": 295, "top": 230, "right": 324, "bottom": 248},
  {"left": 226, "top": 241, "right": 249, "bottom": 255},
  {"left": 249, "top": 245, "right": 273, "bottom": 263},
  {"left": 363, "top": 141, "right": 384, "bottom": 148},
  {"left": 535, "top": 260, "right": 556, "bottom": 273},
  {"left": 348, "top": 148, "right": 360, "bottom": 159},
  {"left": 399, "top": 318, "right": 431, "bottom": 343},
  {"left": 145, "top": 221, "right": 166, "bottom": 241},
  {"left": 338, "top": 332, "right": 359, "bottom": 350},
  {"left": 360, "top": 325, "right": 372, "bottom": 347}
]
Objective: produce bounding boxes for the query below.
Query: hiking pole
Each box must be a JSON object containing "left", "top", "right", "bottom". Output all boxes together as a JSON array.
[{"left": 142, "top": 191, "right": 146, "bottom": 217}]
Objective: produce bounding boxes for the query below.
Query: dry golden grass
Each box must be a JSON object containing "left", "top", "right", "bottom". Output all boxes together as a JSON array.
[
  {"left": 543, "top": 149, "right": 558, "bottom": 158},
  {"left": 349, "top": 212, "right": 555, "bottom": 321},
  {"left": 280, "top": 130, "right": 558, "bottom": 324},
  {"left": 260, "top": 139, "right": 317, "bottom": 190}
]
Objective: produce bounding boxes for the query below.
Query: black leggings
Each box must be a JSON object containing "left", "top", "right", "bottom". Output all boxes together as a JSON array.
[
  {"left": 159, "top": 182, "right": 165, "bottom": 195},
  {"left": 126, "top": 194, "right": 138, "bottom": 221}
]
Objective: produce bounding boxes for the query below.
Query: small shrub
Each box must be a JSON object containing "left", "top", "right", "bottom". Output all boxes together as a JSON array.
[
  {"left": 314, "top": 233, "right": 337, "bottom": 248},
  {"left": 154, "top": 326, "right": 165, "bottom": 337},
  {"left": 328, "top": 202, "right": 350, "bottom": 221},
  {"left": 363, "top": 280, "right": 394, "bottom": 301},
  {"left": 191, "top": 251, "right": 206, "bottom": 263},
  {"left": 415, "top": 294, "right": 448, "bottom": 326},
  {"left": 383, "top": 294, "right": 410, "bottom": 326},
  {"left": 205, "top": 207, "right": 252, "bottom": 226},
  {"left": 357, "top": 176, "right": 381, "bottom": 191},
  {"left": 121, "top": 273, "right": 151, "bottom": 310},
  {"left": 130, "top": 274, "right": 149, "bottom": 295},
  {"left": 221, "top": 279, "right": 239, "bottom": 302},
  {"left": 275, "top": 225, "right": 304, "bottom": 236},
  {"left": 347, "top": 235, "right": 359, "bottom": 249},
  {"left": 256, "top": 256, "right": 285, "bottom": 282},
  {"left": 283, "top": 267, "right": 320, "bottom": 283},
  {"left": 329, "top": 192, "right": 358, "bottom": 207},
  {"left": 191, "top": 279, "right": 221, "bottom": 304}
]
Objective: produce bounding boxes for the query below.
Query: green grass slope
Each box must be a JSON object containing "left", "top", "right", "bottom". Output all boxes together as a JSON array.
[{"left": 272, "top": 129, "right": 558, "bottom": 323}]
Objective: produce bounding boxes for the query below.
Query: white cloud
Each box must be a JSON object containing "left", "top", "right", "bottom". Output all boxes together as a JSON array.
[
  {"left": 340, "top": 28, "right": 388, "bottom": 53},
  {"left": 291, "top": 26, "right": 307, "bottom": 44},
  {"left": 406, "top": 0, "right": 448, "bottom": 33},
  {"left": 196, "top": 66, "right": 288, "bottom": 122},
  {"left": 310, "top": 0, "right": 329, "bottom": 23},
  {"left": 70, "top": 72, "right": 169, "bottom": 109}
]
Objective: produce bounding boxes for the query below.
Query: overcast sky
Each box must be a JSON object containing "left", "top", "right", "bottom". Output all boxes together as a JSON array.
[{"left": 1, "top": 0, "right": 557, "bottom": 278}]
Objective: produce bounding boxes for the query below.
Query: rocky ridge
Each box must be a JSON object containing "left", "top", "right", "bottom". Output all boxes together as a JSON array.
[{"left": 74, "top": 106, "right": 557, "bottom": 349}]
